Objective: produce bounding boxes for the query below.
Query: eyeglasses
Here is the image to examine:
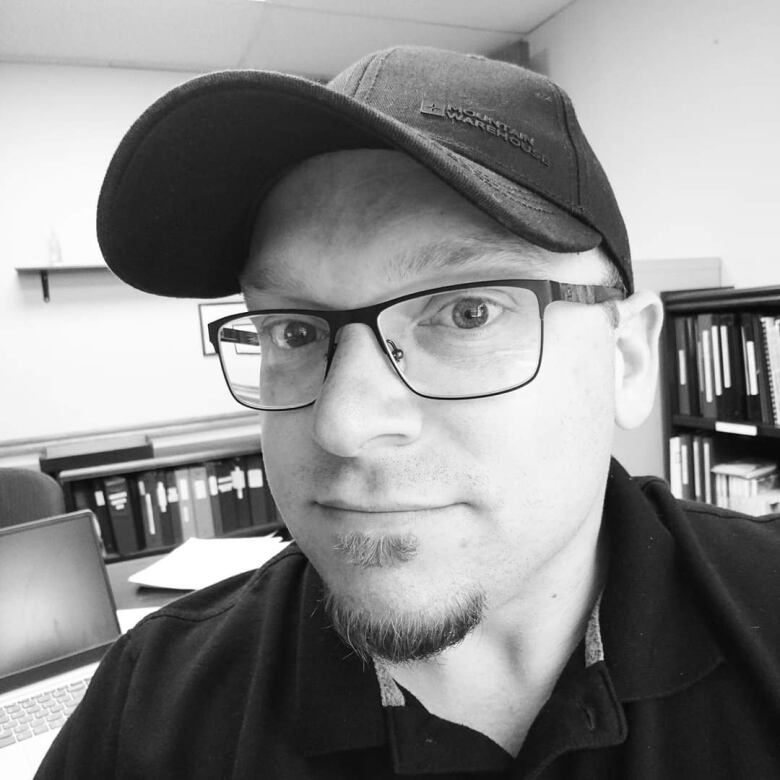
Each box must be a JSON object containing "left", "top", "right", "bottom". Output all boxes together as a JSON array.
[{"left": 208, "top": 279, "right": 624, "bottom": 411}]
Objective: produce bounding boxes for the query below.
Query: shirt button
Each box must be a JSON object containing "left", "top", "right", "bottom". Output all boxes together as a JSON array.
[{"left": 578, "top": 702, "right": 597, "bottom": 731}]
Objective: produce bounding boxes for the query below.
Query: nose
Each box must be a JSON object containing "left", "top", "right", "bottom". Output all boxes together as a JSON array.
[{"left": 311, "top": 324, "right": 423, "bottom": 457}]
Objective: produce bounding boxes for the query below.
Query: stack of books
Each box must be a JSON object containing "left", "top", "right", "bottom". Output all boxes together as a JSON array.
[
  {"left": 668, "top": 445, "right": 780, "bottom": 516},
  {"left": 710, "top": 459, "right": 780, "bottom": 515},
  {"left": 670, "top": 313, "right": 780, "bottom": 425}
]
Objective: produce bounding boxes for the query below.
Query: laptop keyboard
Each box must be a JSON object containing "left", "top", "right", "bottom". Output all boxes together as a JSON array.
[{"left": 0, "top": 678, "right": 90, "bottom": 750}]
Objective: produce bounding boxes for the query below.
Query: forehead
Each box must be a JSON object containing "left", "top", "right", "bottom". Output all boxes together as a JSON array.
[{"left": 241, "top": 150, "right": 602, "bottom": 305}]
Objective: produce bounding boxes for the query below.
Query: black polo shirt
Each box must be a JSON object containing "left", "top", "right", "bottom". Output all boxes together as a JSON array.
[{"left": 36, "top": 461, "right": 780, "bottom": 779}]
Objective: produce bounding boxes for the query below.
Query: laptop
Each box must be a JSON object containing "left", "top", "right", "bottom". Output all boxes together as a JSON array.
[{"left": 0, "top": 510, "right": 121, "bottom": 779}]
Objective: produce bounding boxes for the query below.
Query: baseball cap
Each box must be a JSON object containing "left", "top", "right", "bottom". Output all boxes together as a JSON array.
[{"left": 97, "top": 45, "right": 632, "bottom": 298}]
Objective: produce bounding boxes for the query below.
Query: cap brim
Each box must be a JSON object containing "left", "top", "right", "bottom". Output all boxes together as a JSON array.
[{"left": 98, "top": 70, "right": 602, "bottom": 299}]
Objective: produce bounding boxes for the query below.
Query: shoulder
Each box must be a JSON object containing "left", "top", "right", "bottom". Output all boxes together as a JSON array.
[
  {"left": 124, "top": 542, "right": 313, "bottom": 667},
  {"left": 633, "top": 475, "right": 780, "bottom": 660},
  {"left": 635, "top": 474, "right": 780, "bottom": 555}
]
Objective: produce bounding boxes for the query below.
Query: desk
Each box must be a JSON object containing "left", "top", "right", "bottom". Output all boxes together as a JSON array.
[{"left": 106, "top": 554, "right": 183, "bottom": 611}]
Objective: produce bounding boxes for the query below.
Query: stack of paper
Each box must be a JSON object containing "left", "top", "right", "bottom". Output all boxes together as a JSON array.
[{"left": 128, "top": 536, "right": 291, "bottom": 591}]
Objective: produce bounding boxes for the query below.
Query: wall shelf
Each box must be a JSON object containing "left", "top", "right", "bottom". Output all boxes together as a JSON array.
[{"left": 15, "top": 265, "right": 111, "bottom": 302}]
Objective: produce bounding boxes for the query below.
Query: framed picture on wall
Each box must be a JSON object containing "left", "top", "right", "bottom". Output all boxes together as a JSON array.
[{"left": 198, "top": 300, "right": 246, "bottom": 356}]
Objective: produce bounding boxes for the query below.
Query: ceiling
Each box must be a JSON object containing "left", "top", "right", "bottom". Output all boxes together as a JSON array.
[{"left": 0, "top": 0, "right": 574, "bottom": 78}]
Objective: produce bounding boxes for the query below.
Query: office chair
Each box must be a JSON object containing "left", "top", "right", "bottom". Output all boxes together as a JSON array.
[{"left": 0, "top": 468, "right": 66, "bottom": 528}]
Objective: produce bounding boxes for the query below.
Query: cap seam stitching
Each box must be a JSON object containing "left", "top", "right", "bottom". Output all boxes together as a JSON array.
[
  {"left": 552, "top": 83, "right": 581, "bottom": 208},
  {"left": 340, "top": 57, "right": 374, "bottom": 100},
  {"left": 357, "top": 47, "right": 396, "bottom": 104}
]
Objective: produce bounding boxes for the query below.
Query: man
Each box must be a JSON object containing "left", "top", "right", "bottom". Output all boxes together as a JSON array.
[{"left": 37, "top": 46, "right": 779, "bottom": 778}]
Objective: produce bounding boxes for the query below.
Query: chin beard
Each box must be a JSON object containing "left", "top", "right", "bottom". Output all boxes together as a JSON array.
[{"left": 324, "top": 587, "right": 485, "bottom": 664}]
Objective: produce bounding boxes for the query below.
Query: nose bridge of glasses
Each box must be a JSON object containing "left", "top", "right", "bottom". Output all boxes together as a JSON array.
[{"left": 326, "top": 303, "right": 396, "bottom": 362}]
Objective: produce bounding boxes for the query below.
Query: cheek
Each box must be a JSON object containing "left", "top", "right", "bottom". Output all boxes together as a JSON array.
[
  {"left": 447, "top": 310, "right": 615, "bottom": 509},
  {"left": 259, "top": 411, "right": 312, "bottom": 520}
]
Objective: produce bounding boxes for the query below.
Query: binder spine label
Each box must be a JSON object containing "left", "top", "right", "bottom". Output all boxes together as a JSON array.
[
  {"left": 194, "top": 479, "right": 207, "bottom": 500},
  {"left": 720, "top": 325, "right": 731, "bottom": 388},
  {"left": 232, "top": 466, "right": 246, "bottom": 498},
  {"left": 746, "top": 340, "right": 758, "bottom": 396},
  {"left": 677, "top": 349, "right": 686, "bottom": 386}
]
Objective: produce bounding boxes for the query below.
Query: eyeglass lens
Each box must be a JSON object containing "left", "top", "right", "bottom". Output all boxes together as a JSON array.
[{"left": 217, "top": 285, "right": 542, "bottom": 409}]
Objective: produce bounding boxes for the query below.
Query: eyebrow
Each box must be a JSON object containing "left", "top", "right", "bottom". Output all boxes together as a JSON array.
[
  {"left": 242, "top": 230, "right": 551, "bottom": 299},
  {"left": 384, "top": 232, "right": 550, "bottom": 281}
]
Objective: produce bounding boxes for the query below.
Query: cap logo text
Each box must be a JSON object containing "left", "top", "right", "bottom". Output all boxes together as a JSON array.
[{"left": 420, "top": 99, "right": 550, "bottom": 167}]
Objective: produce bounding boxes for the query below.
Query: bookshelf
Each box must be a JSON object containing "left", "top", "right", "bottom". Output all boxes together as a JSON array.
[
  {"left": 660, "top": 285, "right": 780, "bottom": 515},
  {"left": 0, "top": 412, "right": 286, "bottom": 562}
]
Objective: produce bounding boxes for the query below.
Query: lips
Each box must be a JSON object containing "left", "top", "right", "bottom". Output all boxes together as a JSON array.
[{"left": 316, "top": 499, "right": 442, "bottom": 513}]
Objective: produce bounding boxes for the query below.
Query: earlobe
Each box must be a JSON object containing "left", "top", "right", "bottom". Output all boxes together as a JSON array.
[{"left": 613, "top": 290, "right": 664, "bottom": 430}]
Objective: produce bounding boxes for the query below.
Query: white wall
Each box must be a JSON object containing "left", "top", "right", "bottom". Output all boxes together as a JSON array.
[
  {"left": 528, "top": 0, "right": 780, "bottom": 290},
  {"left": 4, "top": 2, "right": 779, "bottom": 446},
  {"left": 0, "top": 64, "right": 244, "bottom": 443}
]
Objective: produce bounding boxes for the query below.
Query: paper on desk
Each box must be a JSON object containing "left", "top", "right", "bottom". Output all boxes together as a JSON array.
[
  {"left": 128, "top": 536, "right": 291, "bottom": 591},
  {"left": 117, "top": 607, "right": 160, "bottom": 633}
]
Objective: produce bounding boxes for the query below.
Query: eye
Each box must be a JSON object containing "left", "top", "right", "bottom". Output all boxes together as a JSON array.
[
  {"left": 451, "top": 297, "right": 490, "bottom": 328},
  {"left": 429, "top": 295, "right": 502, "bottom": 330},
  {"left": 267, "top": 320, "right": 326, "bottom": 349}
]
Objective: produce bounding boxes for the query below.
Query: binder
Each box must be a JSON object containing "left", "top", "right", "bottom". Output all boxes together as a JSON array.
[
  {"left": 672, "top": 318, "right": 690, "bottom": 416},
  {"left": 739, "top": 314, "right": 763, "bottom": 423},
  {"left": 70, "top": 480, "right": 117, "bottom": 555},
  {"left": 102, "top": 475, "right": 141, "bottom": 555},
  {"left": 751, "top": 314, "right": 773, "bottom": 424},
  {"left": 683, "top": 316, "right": 701, "bottom": 417},
  {"left": 153, "top": 470, "right": 176, "bottom": 546},
  {"left": 230, "top": 458, "right": 253, "bottom": 529},
  {"left": 691, "top": 435, "right": 703, "bottom": 502},
  {"left": 204, "top": 461, "right": 225, "bottom": 536},
  {"left": 164, "top": 469, "right": 184, "bottom": 545},
  {"left": 668, "top": 436, "right": 682, "bottom": 498},
  {"left": 244, "top": 454, "right": 274, "bottom": 527},
  {"left": 696, "top": 314, "right": 717, "bottom": 418},
  {"left": 678, "top": 433, "right": 694, "bottom": 500},
  {"left": 758, "top": 315, "right": 780, "bottom": 425},
  {"left": 717, "top": 313, "right": 746, "bottom": 421},
  {"left": 215, "top": 460, "right": 239, "bottom": 533},
  {"left": 189, "top": 465, "right": 216, "bottom": 538},
  {"left": 702, "top": 436, "right": 714, "bottom": 505},
  {"left": 136, "top": 471, "right": 164, "bottom": 550},
  {"left": 174, "top": 468, "right": 197, "bottom": 541},
  {"left": 709, "top": 319, "right": 723, "bottom": 409}
]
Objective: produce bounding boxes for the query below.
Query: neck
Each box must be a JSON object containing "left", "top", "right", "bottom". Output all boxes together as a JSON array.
[{"left": 382, "top": 504, "right": 608, "bottom": 754}]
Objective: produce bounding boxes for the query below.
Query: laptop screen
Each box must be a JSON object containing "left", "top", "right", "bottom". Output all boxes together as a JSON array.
[{"left": 0, "top": 510, "right": 120, "bottom": 681}]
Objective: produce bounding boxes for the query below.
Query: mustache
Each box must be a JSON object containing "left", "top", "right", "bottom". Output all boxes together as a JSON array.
[
  {"left": 334, "top": 531, "right": 419, "bottom": 568},
  {"left": 284, "top": 453, "right": 491, "bottom": 499}
]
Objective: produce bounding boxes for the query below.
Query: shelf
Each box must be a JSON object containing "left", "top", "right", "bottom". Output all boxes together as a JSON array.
[
  {"left": 15, "top": 264, "right": 112, "bottom": 302},
  {"left": 672, "top": 415, "right": 780, "bottom": 439},
  {"left": 57, "top": 442, "right": 262, "bottom": 482},
  {"left": 662, "top": 285, "right": 780, "bottom": 314}
]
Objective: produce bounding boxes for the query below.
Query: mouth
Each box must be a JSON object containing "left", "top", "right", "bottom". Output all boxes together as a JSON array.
[{"left": 315, "top": 498, "right": 454, "bottom": 513}]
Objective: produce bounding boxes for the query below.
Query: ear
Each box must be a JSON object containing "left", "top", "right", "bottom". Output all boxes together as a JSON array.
[{"left": 612, "top": 290, "right": 664, "bottom": 430}]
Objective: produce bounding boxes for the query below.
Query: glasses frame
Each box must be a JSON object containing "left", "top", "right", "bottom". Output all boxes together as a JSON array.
[{"left": 208, "top": 279, "right": 625, "bottom": 411}]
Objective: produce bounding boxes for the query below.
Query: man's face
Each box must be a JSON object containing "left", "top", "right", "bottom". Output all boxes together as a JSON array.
[{"left": 242, "top": 150, "right": 618, "bottom": 662}]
